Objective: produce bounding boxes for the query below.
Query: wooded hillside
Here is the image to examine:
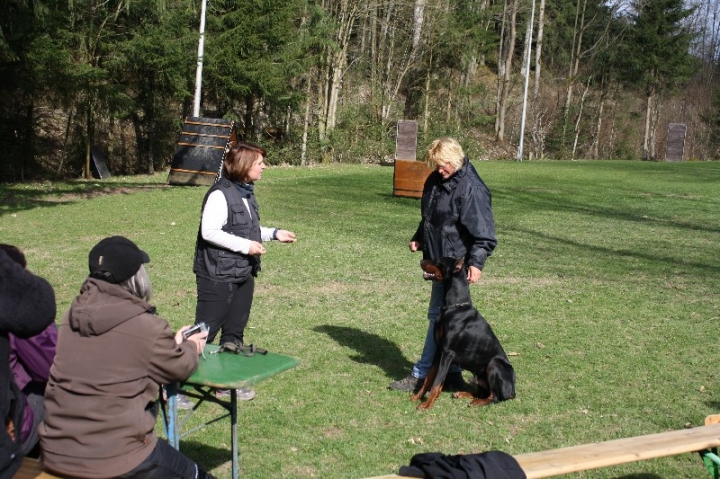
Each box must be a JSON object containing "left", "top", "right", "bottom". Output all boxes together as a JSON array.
[{"left": 1, "top": 0, "right": 719, "bottom": 180}]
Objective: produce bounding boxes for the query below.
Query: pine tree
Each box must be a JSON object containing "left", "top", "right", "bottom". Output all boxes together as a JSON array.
[{"left": 621, "top": 0, "right": 697, "bottom": 160}]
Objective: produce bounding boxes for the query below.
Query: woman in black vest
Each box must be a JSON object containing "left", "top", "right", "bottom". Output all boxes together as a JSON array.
[{"left": 193, "top": 141, "right": 296, "bottom": 401}]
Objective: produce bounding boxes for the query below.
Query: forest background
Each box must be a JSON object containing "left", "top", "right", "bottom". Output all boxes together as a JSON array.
[{"left": 1, "top": 0, "right": 720, "bottom": 181}]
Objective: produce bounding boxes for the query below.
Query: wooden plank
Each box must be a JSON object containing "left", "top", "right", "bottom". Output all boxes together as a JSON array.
[
  {"left": 515, "top": 423, "right": 720, "bottom": 478},
  {"left": 395, "top": 120, "right": 418, "bottom": 161},
  {"left": 665, "top": 122, "right": 687, "bottom": 162},
  {"left": 393, "top": 159, "right": 432, "bottom": 198},
  {"left": 363, "top": 423, "right": 720, "bottom": 479}
]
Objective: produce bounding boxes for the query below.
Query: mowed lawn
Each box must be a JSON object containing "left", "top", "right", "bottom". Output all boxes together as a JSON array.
[{"left": 1, "top": 160, "right": 719, "bottom": 478}]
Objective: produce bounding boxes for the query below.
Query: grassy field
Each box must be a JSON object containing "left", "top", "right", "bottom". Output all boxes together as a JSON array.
[{"left": 1, "top": 160, "right": 719, "bottom": 479}]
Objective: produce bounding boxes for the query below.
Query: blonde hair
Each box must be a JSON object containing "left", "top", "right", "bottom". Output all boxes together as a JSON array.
[
  {"left": 120, "top": 264, "right": 152, "bottom": 301},
  {"left": 424, "top": 137, "right": 466, "bottom": 170}
]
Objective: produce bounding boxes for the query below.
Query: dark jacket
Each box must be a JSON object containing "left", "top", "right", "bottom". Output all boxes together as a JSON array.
[
  {"left": 194, "top": 178, "right": 262, "bottom": 282},
  {"left": 39, "top": 278, "right": 198, "bottom": 478},
  {"left": 412, "top": 158, "right": 497, "bottom": 270},
  {"left": 399, "top": 451, "right": 527, "bottom": 479},
  {"left": 0, "top": 250, "right": 56, "bottom": 479}
]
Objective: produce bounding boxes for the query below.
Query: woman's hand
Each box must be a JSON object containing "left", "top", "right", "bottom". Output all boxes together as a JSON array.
[
  {"left": 176, "top": 326, "right": 209, "bottom": 355},
  {"left": 467, "top": 265, "right": 482, "bottom": 284},
  {"left": 248, "top": 241, "right": 266, "bottom": 255},
  {"left": 275, "top": 230, "right": 296, "bottom": 243}
]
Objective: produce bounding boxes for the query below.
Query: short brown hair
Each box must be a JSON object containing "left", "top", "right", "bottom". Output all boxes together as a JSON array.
[{"left": 222, "top": 141, "right": 267, "bottom": 183}]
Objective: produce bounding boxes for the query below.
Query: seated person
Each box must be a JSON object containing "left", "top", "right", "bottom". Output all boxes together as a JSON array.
[
  {"left": 39, "top": 236, "right": 215, "bottom": 479},
  {"left": 0, "top": 244, "right": 58, "bottom": 458}
]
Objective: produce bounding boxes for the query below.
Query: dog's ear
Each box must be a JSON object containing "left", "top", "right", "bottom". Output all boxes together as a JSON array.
[{"left": 453, "top": 257, "right": 465, "bottom": 274}]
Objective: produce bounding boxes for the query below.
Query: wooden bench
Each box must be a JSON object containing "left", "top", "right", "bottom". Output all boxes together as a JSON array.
[
  {"left": 366, "top": 416, "right": 720, "bottom": 478},
  {"left": 12, "top": 457, "right": 62, "bottom": 479},
  {"left": 392, "top": 159, "right": 432, "bottom": 198}
]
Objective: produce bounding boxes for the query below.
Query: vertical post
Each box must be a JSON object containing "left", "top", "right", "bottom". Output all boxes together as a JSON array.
[
  {"left": 193, "top": 0, "right": 208, "bottom": 117},
  {"left": 517, "top": 0, "right": 535, "bottom": 162}
]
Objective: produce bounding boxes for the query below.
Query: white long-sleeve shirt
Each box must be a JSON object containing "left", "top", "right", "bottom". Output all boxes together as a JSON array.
[{"left": 201, "top": 190, "right": 275, "bottom": 255}]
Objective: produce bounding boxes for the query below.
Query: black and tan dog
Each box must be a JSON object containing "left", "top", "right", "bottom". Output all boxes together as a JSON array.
[{"left": 411, "top": 256, "right": 516, "bottom": 410}]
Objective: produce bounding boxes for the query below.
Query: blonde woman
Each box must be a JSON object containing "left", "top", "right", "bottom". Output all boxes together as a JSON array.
[{"left": 390, "top": 137, "right": 497, "bottom": 393}]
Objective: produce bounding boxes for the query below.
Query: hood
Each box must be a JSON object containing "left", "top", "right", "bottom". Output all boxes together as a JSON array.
[{"left": 67, "top": 278, "right": 151, "bottom": 336}]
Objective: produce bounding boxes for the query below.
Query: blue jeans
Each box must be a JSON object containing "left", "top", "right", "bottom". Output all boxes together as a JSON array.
[{"left": 411, "top": 282, "right": 462, "bottom": 379}]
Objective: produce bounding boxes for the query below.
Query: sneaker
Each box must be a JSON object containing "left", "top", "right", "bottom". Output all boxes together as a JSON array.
[
  {"left": 444, "top": 372, "right": 467, "bottom": 392},
  {"left": 389, "top": 374, "right": 423, "bottom": 393},
  {"left": 215, "top": 388, "right": 255, "bottom": 401},
  {"left": 176, "top": 393, "right": 195, "bottom": 410}
]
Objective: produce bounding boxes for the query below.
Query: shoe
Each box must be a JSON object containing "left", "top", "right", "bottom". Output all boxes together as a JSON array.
[
  {"left": 389, "top": 374, "right": 423, "bottom": 393},
  {"left": 176, "top": 393, "right": 194, "bottom": 410},
  {"left": 444, "top": 372, "right": 467, "bottom": 392},
  {"left": 215, "top": 388, "right": 255, "bottom": 401}
]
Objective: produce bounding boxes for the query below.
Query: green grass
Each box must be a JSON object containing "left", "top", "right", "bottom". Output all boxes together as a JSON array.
[{"left": 1, "top": 160, "right": 719, "bottom": 478}]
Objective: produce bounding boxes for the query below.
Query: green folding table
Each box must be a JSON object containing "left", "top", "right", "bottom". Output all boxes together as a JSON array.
[{"left": 162, "top": 344, "right": 300, "bottom": 479}]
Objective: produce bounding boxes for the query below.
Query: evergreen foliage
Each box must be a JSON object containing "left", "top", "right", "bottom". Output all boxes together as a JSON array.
[{"left": 0, "top": 0, "right": 718, "bottom": 180}]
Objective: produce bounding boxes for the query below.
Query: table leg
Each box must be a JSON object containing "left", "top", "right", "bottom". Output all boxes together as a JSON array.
[
  {"left": 231, "top": 389, "right": 238, "bottom": 479},
  {"left": 167, "top": 383, "right": 179, "bottom": 448}
]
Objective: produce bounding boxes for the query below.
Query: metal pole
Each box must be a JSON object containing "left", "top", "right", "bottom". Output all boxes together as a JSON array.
[
  {"left": 192, "top": 0, "right": 208, "bottom": 117},
  {"left": 517, "top": 0, "right": 535, "bottom": 162}
]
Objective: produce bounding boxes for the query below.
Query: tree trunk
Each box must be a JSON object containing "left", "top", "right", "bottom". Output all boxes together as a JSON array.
[
  {"left": 319, "top": 0, "right": 358, "bottom": 139},
  {"left": 649, "top": 94, "right": 660, "bottom": 160},
  {"left": 571, "top": 77, "right": 591, "bottom": 160},
  {"left": 422, "top": 46, "right": 433, "bottom": 141},
  {"left": 495, "top": 0, "right": 507, "bottom": 136},
  {"left": 643, "top": 88, "right": 654, "bottom": 160},
  {"left": 563, "top": 0, "right": 587, "bottom": 140},
  {"left": 592, "top": 77, "right": 607, "bottom": 159},
  {"left": 413, "top": 0, "right": 425, "bottom": 50},
  {"left": 496, "top": 0, "right": 519, "bottom": 144},
  {"left": 533, "top": 0, "right": 545, "bottom": 101},
  {"left": 85, "top": 108, "right": 92, "bottom": 179}
]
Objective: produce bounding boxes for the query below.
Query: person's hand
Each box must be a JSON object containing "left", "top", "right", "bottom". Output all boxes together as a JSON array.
[
  {"left": 186, "top": 331, "right": 208, "bottom": 355},
  {"left": 467, "top": 265, "right": 482, "bottom": 284},
  {"left": 248, "top": 241, "right": 266, "bottom": 255},
  {"left": 276, "top": 230, "right": 296, "bottom": 243},
  {"left": 409, "top": 241, "right": 421, "bottom": 252},
  {"left": 176, "top": 326, "right": 208, "bottom": 354}
]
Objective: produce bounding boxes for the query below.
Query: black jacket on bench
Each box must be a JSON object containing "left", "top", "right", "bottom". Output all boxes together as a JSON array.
[{"left": 399, "top": 451, "right": 527, "bottom": 479}]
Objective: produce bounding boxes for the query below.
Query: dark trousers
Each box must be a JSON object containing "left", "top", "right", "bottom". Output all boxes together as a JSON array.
[
  {"left": 195, "top": 276, "right": 254, "bottom": 345},
  {"left": 116, "top": 439, "right": 215, "bottom": 479}
]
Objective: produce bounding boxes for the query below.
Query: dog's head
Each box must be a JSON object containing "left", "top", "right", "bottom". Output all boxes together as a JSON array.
[
  {"left": 487, "top": 356, "right": 516, "bottom": 402},
  {"left": 420, "top": 257, "right": 465, "bottom": 282}
]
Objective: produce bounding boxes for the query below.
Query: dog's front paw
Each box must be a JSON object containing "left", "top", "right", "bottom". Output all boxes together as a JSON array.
[
  {"left": 417, "top": 401, "right": 433, "bottom": 410},
  {"left": 451, "top": 391, "right": 474, "bottom": 399},
  {"left": 469, "top": 397, "right": 494, "bottom": 407}
]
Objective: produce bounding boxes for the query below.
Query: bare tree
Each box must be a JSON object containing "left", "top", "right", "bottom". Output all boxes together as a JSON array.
[{"left": 495, "top": 0, "right": 519, "bottom": 144}]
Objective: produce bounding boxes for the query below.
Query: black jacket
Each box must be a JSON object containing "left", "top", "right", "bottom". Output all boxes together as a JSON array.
[
  {"left": 0, "top": 250, "right": 55, "bottom": 478},
  {"left": 193, "top": 178, "right": 262, "bottom": 282},
  {"left": 412, "top": 158, "right": 497, "bottom": 270},
  {"left": 399, "top": 451, "right": 527, "bottom": 479}
]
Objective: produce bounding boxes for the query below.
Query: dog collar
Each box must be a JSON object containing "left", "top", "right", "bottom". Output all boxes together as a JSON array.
[{"left": 441, "top": 301, "right": 472, "bottom": 310}]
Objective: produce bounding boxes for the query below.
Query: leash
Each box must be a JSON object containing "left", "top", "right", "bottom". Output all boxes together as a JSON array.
[
  {"left": 441, "top": 302, "right": 473, "bottom": 311},
  {"left": 211, "top": 341, "right": 268, "bottom": 357}
]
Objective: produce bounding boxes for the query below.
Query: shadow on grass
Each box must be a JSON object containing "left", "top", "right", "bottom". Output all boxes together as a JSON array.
[
  {"left": 179, "top": 439, "right": 238, "bottom": 473},
  {"left": 313, "top": 325, "right": 414, "bottom": 380},
  {"left": 613, "top": 475, "right": 662, "bottom": 479},
  {"left": 0, "top": 182, "right": 172, "bottom": 217}
]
